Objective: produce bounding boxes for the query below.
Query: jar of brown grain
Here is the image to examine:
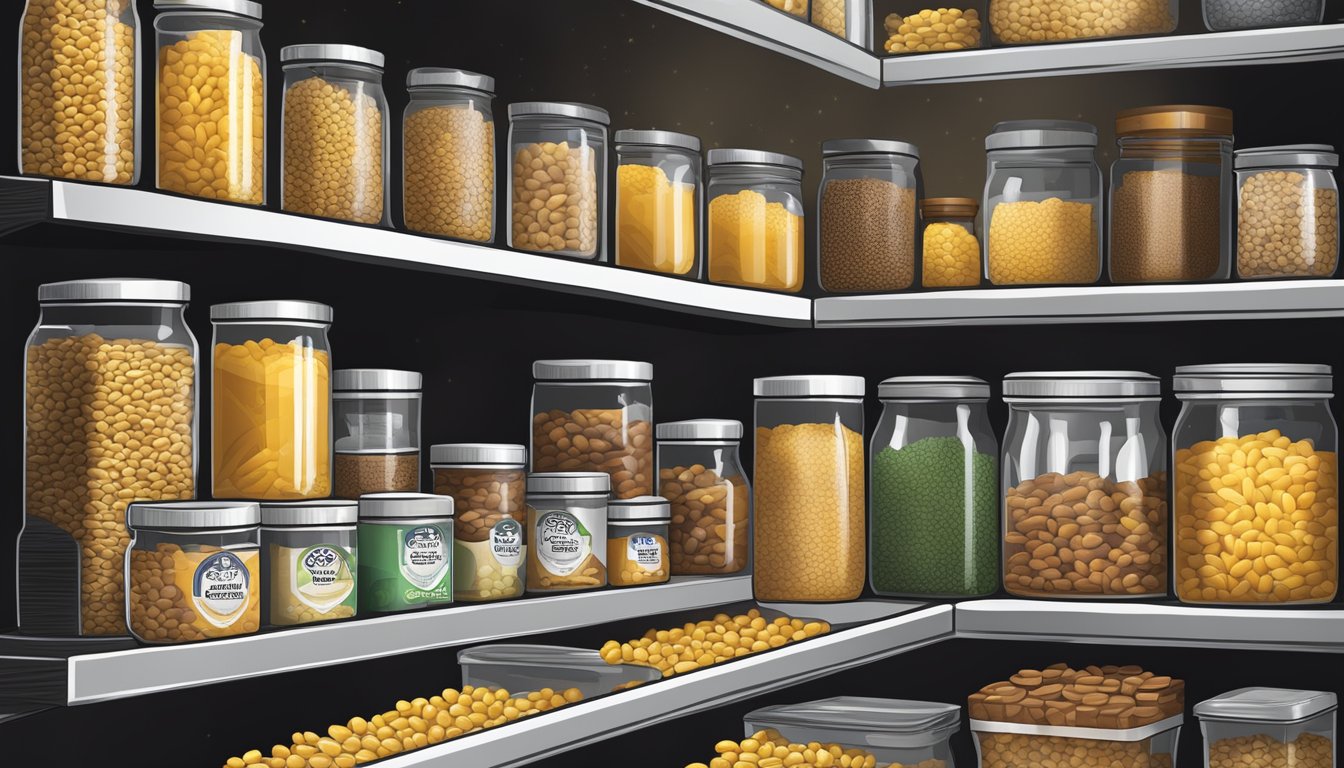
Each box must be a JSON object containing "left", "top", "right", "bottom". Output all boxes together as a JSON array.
[{"left": 818, "top": 139, "right": 923, "bottom": 294}]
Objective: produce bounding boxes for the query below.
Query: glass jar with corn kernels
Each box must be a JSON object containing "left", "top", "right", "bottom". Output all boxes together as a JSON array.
[
  {"left": 432, "top": 443, "right": 528, "bottom": 602},
  {"left": 615, "top": 130, "right": 702, "bottom": 280},
  {"left": 921, "top": 197, "right": 982, "bottom": 288},
  {"left": 989, "top": 0, "right": 1177, "bottom": 44},
  {"left": 656, "top": 419, "right": 752, "bottom": 576},
  {"left": 818, "top": 139, "right": 923, "bottom": 294},
  {"left": 1235, "top": 145, "right": 1340, "bottom": 280},
  {"left": 507, "top": 101, "right": 610, "bottom": 261},
  {"left": 403, "top": 68, "right": 496, "bottom": 242},
  {"left": 882, "top": 2, "right": 985, "bottom": 54},
  {"left": 707, "top": 149, "right": 806, "bottom": 293},
  {"left": 607, "top": 496, "right": 671, "bottom": 588}
]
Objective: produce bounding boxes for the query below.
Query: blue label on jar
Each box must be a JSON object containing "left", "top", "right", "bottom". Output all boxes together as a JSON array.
[{"left": 192, "top": 551, "right": 251, "bottom": 628}]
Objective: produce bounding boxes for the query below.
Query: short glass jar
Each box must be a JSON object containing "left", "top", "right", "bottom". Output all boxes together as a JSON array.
[
  {"left": 921, "top": 197, "right": 982, "bottom": 288},
  {"left": 126, "top": 500, "right": 261, "bottom": 644},
  {"left": 260, "top": 500, "right": 357, "bottom": 627},
  {"left": 1001, "top": 371, "right": 1169, "bottom": 599},
  {"left": 989, "top": 0, "right": 1177, "bottom": 44},
  {"left": 526, "top": 472, "right": 611, "bottom": 593},
  {"left": 1195, "top": 688, "right": 1338, "bottom": 768},
  {"left": 403, "top": 68, "right": 496, "bottom": 242},
  {"left": 1235, "top": 145, "right": 1340, "bottom": 280},
  {"left": 507, "top": 101, "right": 610, "bottom": 260},
  {"left": 615, "top": 129, "right": 702, "bottom": 279},
  {"left": 656, "top": 419, "right": 752, "bottom": 576},
  {"left": 818, "top": 139, "right": 922, "bottom": 294},
  {"left": 607, "top": 496, "right": 672, "bottom": 588},
  {"left": 1203, "top": 0, "right": 1325, "bottom": 31},
  {"left": 333, "top": 369, "right": 422, "bottom": 498},
  {"left": 211, "top": 300, "right": 333, "bottom": 500},
  {"left": 746, "top": 697, "right": 962, "bottom": 768},
  {"left": 1109, "top": 105, "right": 1234, "bottom": 284},
  {"left": 432, "top": 443, "right": 528, "bottom": 602},
  {"left": 707, "top": 148, "right": 805, "bottom": 293},
  {"left": 358, "top": 493, "right": 455, "bottom": 613},
  {"left": 882, "top": 2, "right": 985, "bottom": 54}
]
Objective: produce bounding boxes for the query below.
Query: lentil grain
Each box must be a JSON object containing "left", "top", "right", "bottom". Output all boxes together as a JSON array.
[{"left": 820, "top": 177, "right": 916, "bottom": 292}]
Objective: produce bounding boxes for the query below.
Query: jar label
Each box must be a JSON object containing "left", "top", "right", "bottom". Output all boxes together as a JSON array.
[
  {"left": 535, "top": 510, "right": 591, "bottom": 576},
  {"left": 192, "top": 551, "right": 252, "bottom": 628},
  {"left": 292, "top": 544, "right": 355, "bottom": 612},
  {"left": 627, "top": 534, "right": 662, "bottom": 571},
  {"left": 490, "top": 519, "right": 523, "bottom": 568},
  {"left": 400, "top": 525, "right": 450, "bottom": 589}
]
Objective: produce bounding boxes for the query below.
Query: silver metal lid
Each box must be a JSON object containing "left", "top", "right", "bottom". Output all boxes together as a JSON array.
[
  {"left": 986, "top": 120, "right": 1099, "bottom": 151},
  {"left": 754, "top": 375, "right": 865, "bottom": 398},
  {"left": 153, "top": 0, "right": 262, "bottom": 19},
  {"left": 1173, "top": 363, "right": 1333, "bottom": 396},
  {"left": 532, "top": 359, "right": 653, "bottom": 381},
  {"left": 707, "top": 148, "right": 804, "bottom": 170},
  {"left": 1003, "top": 371, "right": 1160, "bottom": 399},
  {"left": 822, "top": 139, "right": 920, "bottom": 159},
  {"left": 748, "top": 698, "right": 962, "bottom": 744},
  {"left": 281, "top": 44, "right": 385, "bottom": 69},
  {"left": 526, "top": 472, "right": 611, "bottom": 495},
  {"left": 608, "top": 496, "right": 671, "bottom": 522},
  {"left": 1194, "top": 688, "right": 1338, "bottom": 724},
  {"left": 406, "top": 67, "right": 495, "bottom": 93},
  {"left": 879, "top": 376, "right": 989, "bottom": 400},
  {"left": 333, "top": 369, "right": 422, "bottom": 392},
  {"left": 260, "top": 500, "right": 358, "bottom": 526},
  {"left": 614, "top": 129, "right": 701, "bottom": 152},
  {"left": 1235, "top": 144, "right": 1338, "bottom": 170},
  {"left": 431, "top": 443, "right": 527, "bottom": 466},
  {"left": 210, "top": 300, "right": 333, "bottom": 323},
  {"left": 358, "top": 493, "right": 453, "bottom": 520},
  {"left": 656, "top": 419, "right": 743, "bottom": 441},
  {"left": 128, "top": 501, "right": 260, "bottom": 529},
  {"left": 507, "top": 101, "right": 610, "bottom": 125},
  {"left": 969, "top": 716, "right": 1182, "bottom": 742},
  {"left": 39, "top": 278, "right": 190, "bottom": 303}
]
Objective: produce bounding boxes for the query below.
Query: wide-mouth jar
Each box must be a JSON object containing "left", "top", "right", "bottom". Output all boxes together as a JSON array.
[
  {"left": 259, "top": 500, "right": 358, "bottom": 627},
  {"left": 707, "top": 148, "right": 806, "bottom": 293},
  {"left": 432, "top": 443, "right": 528, "bottom": 602},
  {"left": 403, "top": 68, "right": 496, "bottom": 242},
  {"left": 819, "top": 139, "right": 923, "bottom": 294},
  {"left": 656, "top": 419, "right": 752, "bottom": 576},
  {"left": 745, "top": 697, "right": 962, "bottom": 767},
  {"left": 1195, "top": 687, "right": 1338, "bottom": 768},
  {"left": 1234, "top": 144, "right": 1340, "bottom": 280},
  {"left": 357, "top": 492, "right": 455, "bottom": 612},
  {"left": 507, "top": 101, "right": 611, "bottom": 260},
  {"left": 607, "top": 496, "right": 672, "bottom": 588}
]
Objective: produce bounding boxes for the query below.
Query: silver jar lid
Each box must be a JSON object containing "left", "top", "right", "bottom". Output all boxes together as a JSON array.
[
  {"left": 153, "top": 0, "right": 262, "bottom": 18},
  {"left": 879, "top": 376, "right": 989, "bottom": 400},
  {"left": 1174, "top": 363, "right": 1333, "bottom": 397},
  {"left": 1234, "top": 144, "right": 1338, "bottom": 170},
  {"left": 1003, "top": 371, "right": 1160, "bottom": 399},
  {"left": 260, "top": 500, "right": 359, "bottom": 527},
  {"left": 526, "top": 472, "right": 611, "bottom": 496},
  {"left": 333, "top": 369, "right": 422, "bottom": 392},
  {"left": 615, "top": 129, "right": 701, "bottom": 152},
  {"left": 39, "top": 278, "right": 190, "bottom": 303},
  {"left": 608, "top": 496, "right": 672, "bottom": 522},
  {"left": 406, "top": 67, "right": 495, "bottom": 94},
  {"left": 210, "top": 300, "right": 333, "bottom": 323},
  {"left": 707, "top": 148, "right": 804, "bottom": 170},
  {"left": 754, "top": 375, "right": 865, "bottom": 398},
  {"left": 986, "top": 120, "right": 1099, "bottom": 151},
  {"left": 281, "top": 44, "right": 385, "bottom": 69},
  {"left": 748, "top": 697, "right": 961, "bottom": 744},
  {"left": 358, "top": 493, "right": 454, "bottom": 520},
  {"left": 508, "top": 101, "right": 610, "bottom": 125},
  {"left": 431, "top": 443, "right": 527, "bottom": 466},
  {"left": 822, "top": 139, "right": 920, "bottom": 159},
  {"left": 532, "top": 359, "right": 653, "bottom": 381},
  {"left": 656, "top": 419, "right": 743, "bottom": 441},
  {"left": 128, "top": 500, "right": 260, "bottom": 530},
  {"left": 1194, "top": 688, "right": 1338, "bottom": 724}
]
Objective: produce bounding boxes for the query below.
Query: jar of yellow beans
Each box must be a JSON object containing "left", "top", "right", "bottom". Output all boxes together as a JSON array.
[
  {"left": 921, "top": 197, "right": 982, "bottom": 288},
  {"left": 707, "top": 149, "right": 805, "bottom": 294},
  {"left": 615, "top": 130, "right": 702, "bottom": 280},
  {"left": 403, "top": 68, "right": 496, "bottom": 242}
]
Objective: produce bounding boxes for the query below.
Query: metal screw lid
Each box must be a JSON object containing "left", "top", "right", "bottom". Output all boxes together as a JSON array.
[
  {"left": 753, "top": 375, "right": 865, "bottom": 398},
  {"left": 656, "top": 419, "right": 743, "bottom": 441},
  {"left": 333, "top": 369, "right": 422, "bottom": 392},
  {"left": 614, "top": 129, "right": 701, "bottom": 152},
  {"left": 1173, "top": 363, "right": 1333, "bottom": 396},
  {"left": 879, "top": 376, "right": 989, "bottom": 400},
  {"left": 822, "top": 138, "right": 920, "bottom": 159},
  {"left": 1003, "top": 371, "right": 1160, "bottom": 399},
  {"left": 1234, "top": 144, "right": 1338, "bottom": 170},
  {"left": 406, "top": 67, "right": 495, "bottom": 94},
  {"left": 128, "top": 500, "right": 260, "bottom": 529},
  {"left": 507, "top": 101, "right": 610, "bottom": 125},
  {"left": 707, "top": 148, "right": 804, "bottom": 170},
  {"left": 39, "top": 278, "right": 190, "bottom": 303},
  {"left": 430, "top": 443, "right": 527, "bottom": 466},
  {"left": 358, "top": 493, "right": 454, "bottom": 520},
  {"left": 260, "top": 500, "right": 359, "bottom": 526},
  {"left": 1116, "top": 104, "right": 1233, "bottom": 138},
  {"left": 532, "top": 359, "right": 653, "bottom": 381},
  {"left": 209, "top": 300, "right": 333, "bottom": 323},
  {"left": 608, "top": 495, "right": 672, "bottom": 522},
  {"left": 986, "top": 120, "right": 1099, "bottom": 151},
  {"left": 281, "top": 44, "right": 385, "bottom": 69},
  {"left": 153, "top": 0, "right": 262, "bottom": 18},
  {"left": 921, "top": 197, "right": 979, "bottom": 219},
  {"left": 526, "top": 472, "right": 611, "bottom": 495},
  {"left": 1194, "top": 688, "right": 1338, "bottom": 723}
]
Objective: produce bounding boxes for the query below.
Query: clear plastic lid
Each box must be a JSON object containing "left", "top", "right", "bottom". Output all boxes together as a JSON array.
[
  {"left": 1194, "top": 688, "right": 1338, "bottom": 724},
  {"left": 747, "top": 698, "right": 962, "bottom": 749}
]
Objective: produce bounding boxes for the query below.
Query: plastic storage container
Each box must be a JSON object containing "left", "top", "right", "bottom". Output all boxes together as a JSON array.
[
  {"left": 1235, "top": 145, "right": 1340, "bottom": 280},
  {"left": 280, "top": 44, "right": 388, "bottom": 225},
  {"left": 707, "top": 148, "right": 806, "bottom": 293},
  {"left": 19, "top": 0, "right": 139, "bottom": 184},
  {"left": 260, "top": 500, "right": 358, "bottom": 627},
  {"left": 21, "top": 278, "right": 198, "bottom": 637},
  {"left": 818, "top": 139, "right": 923, "bottom": 294},
  {"left": 1001, "top": 371, "right": 1168, "bottom": 598},
  {"left": 333, "top": 369, "right": 422, "bottom": 498},
  {"left": 809, "top": 0, "right": 871, "bottom": 46},
  {"left": 526, "top": 472, "right": 611, "bottom": 592},
  {"left": 1173, "top": 364, "right": 1338, "bottom": 605},
  {"left": 984, "top": 121, "right": 1103, "bottom": 286},
  {"left": 988, "top": 0, "right": 1177, "bottom": 44},
  {"left": 614, "top": 129, "right": 702, "bottom": 279},
  {"left": 1109, "top": 105, "right": 1234, "bottom": 284},
  {"left": 403, "top": 67, "right": 495, "bottom": 242},
  {"left": 607, "top": 496, "right": 671, "bottom": 587},
  {"left": 744, "top": 697, "right": 962, "bottom": 768},
  {"left": 431, "top": 443, "right": 528, "bottom": 602},
  {"left": 357, "top": 492, "right": 454, "bottom": 613},
  {"left": 1195, "top": 688, "right": 1337, "bottom": 768},
  {"left": 153, "top": 0, "right": 265, "bottom": 204},
  {"left": 126, "top": 500, "right": 261, "bottom": 644},
  {"left": 753, "top": 375, "right": 866, "bottom": 602},
  {"left": 1203, "top": 0, "right": 1325, "bottom": 31},
  {"left": 870, "top": 376, "right": 999, "bottom": 598},
  {"left": 883, "top": 3, "right": 985, "bottom": 54},
  {"left": 656, "top": 419, "right": 752, "bottom": 576},
  {"left": 922, "top": 197, "right": 982, "bottom": 288},
  {"left": 507, "top": 101, "right": 610, "bottom": 260},
  {"left": 211, "top": 300, "right": 332, "bottom": 500},
  {"left": 458, "top": 644, "right": 663, "bottom": 698},
  {"left": 972, "top": 717, "right": 1184, "bottom": 768}
]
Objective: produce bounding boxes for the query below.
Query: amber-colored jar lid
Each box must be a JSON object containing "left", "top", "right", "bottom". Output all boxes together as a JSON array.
[
  {"left": 921, "top": 197, "right": 979, "bottom": 219},
  {"left": 1116, "top": 105, "right": 1233, "bottom": 138}
]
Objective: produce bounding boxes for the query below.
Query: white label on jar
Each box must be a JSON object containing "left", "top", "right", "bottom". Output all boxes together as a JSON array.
[
  {"left": 292, "top": 544, "right": 355, "bottom": 612},
  {"left": 490, "top": 519, "right": 523, "bottom": 568},
  {"left": 627, "top": 534, "right": 662, "bottom": 571},
  {"left": 400, "top": 525, "right": 450, "bottom": 589},
  {"left": 535, "top": 510, "right": 591, "bottom": 576},
  {"left": 192, "top": 551, "right": 251, "bottom": 628}
]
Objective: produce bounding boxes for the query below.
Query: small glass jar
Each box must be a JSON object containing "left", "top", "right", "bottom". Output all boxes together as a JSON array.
[
  {"left": 531, "top": 359, "right": 654, "bottom": 499},
  {"left": 260, "top": 500, "right": 357, "bottom": 627},
  {"left": 921, "top": 197, "right": 983, "bottom": 289},
  {"left": 1002, "top": 371, "right": 1169, "bottom": 599},
  {"left": 809, "top": 0, "right": 872, "bottom": 46},
  {"left": 358, "top": 493, "right": 455, "bottom": 613},
  {"left": 984, "top": 121, "right": 1103, "bottom": 286},
  {"left": 615, "top": 129, "right": 702, "bottom": 279},
  {"left": 153, "top": 0, "right": 265, "bottom": 204},
  {"left": 1195, "top": 688, "right": 1337, "bottom": 768},
  {"left": 403, "top": 68, "right": 496, "bottom": 242},
  {"left": 211, "top": 300, "right": 333, "bottom": 500},
  {"left": 656, "top": 419, "right": 752, "bottom": 576},
  {"left": 1203, "top": 0, "right": 1325, "bottom": 31},
  {"left": 431, "top": 443, "right": 528, "bottom": 602},
  {"left": 333, "top": 369, "right": 422, "bottom": 498},
  {"left": 607, "top": 496, "right": 672, "bottom": 588},
  {"left": 1109, "top": 106, "right": 1234, "bottom": 284},
  {"left": 745, "top": 697, "right": 962, "bottom": 768},
  {"left": 754, "top": 375, "right": 866, "bottom": 602},
  {"left": 818, "top": 139, "right": 923, "bottom": 294},
  {"left": 870, "top": 377, "right": 999, "bottom": 598},
  {"left": 707, "top": 148, "right": 806, "bottom": 293},
  {"left": 507, "top": 101, "right": 610, "bottom": 260},
  {"left": 126, "top": 500, "right": 261, "bottom": 644},
  {"left": 988, "top": 0, "right": 1177, "bottom": 44},
  {"left": 280, "top": 44, "right": 388, "bottom": 225},
  {"left": 526, "top": 472, "right": 611, "bottom": 593},
  {"left": 882, "top": 3, "right": 985, "bottom": 54},
  {"left": 1173, "top": 364, "right": 1338, "bottom": 605},
  {"left": 1235, "top": 145, "right": 1340, "bottom": 280}
]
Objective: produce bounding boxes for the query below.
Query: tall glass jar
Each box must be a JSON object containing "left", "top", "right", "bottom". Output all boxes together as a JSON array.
[
  {"left": 19, "top": 0, "right": 139, "bottom": 184},
  {"left": 507, "top": 101, "right": 610, "bottom": 260},
  {"left": 21, "top": 279, "right": 198, "bottom": 637},
  {"left": 153, "top": 0, "right": 265, "bottom": 204},
  {"left": 707, "top": 149, "right": 805, "bottom": 293},
  {"left": 432, "top": 443, "right": 528, "bottom": 602},
  {"left": 753, "top": 375, "right": 866, "bottom": 602},
  {"left": 333, "top": 369, "right": 421, "bottom": 498},
  {"left": 211, "top": 300, "right": 333, "bottom": 500},
  {"left": 1173, "top": 364, "right": 1338, "bottom": 605},
  {"left": 615, "top": 129, "right": 702, "bottom": 279},
  {"left": 1235, "top": 145, "right": 1340, "bottom": 280},
  {"left": 870, "top": 376, "right": 998, "bottom": 598},
  {"left": 656, "top": 419, "right": 752, "bottom": 576},
  {"left": 1109, "top": 105, "right": 1234, "bottom": 284},
  {"left": 819, "top": 139, "right": 922, "bottom": 294},
  {"left": 531, "top": 359, "right": 653, "bottom": 499},
  {"left": 403, "top": 68, "right": 495, "bottom": 242},
  {"left": 984, "top": 121, "right": 1102, "bottom": 286},
  {"left": 280, "top": 44, "right": 388, "bottom": 225},
  {"left": 1002, "top": 371, "right": 1168, "bottom": 599},
  {"left": 526, "top": 472, "right": 611, "bottom": 593},
  {"left": 989, "top": 0, "right": 1177, "bottom": 44},
  {"left": 921, "top": 197, "right": 982, "bottom": 289}
]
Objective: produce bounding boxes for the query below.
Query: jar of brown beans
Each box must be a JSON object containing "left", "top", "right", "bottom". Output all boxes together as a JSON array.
[
  {"left": 656, "top": 419, "right": 751, "bottom": 576},
  {"left": 432, "top": 443, "right": 528, "bottom": 602},
  {"left": 1234, "top": 145, "right": 1340, "bottom": 279},
  {"left": 403, "top": 68, "right": 496, "bottom": 242},
  {"left": 507, "top": 102, "right": 610, "bottom": 261}
]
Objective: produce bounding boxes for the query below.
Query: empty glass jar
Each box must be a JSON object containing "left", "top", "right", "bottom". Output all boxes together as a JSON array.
[
  {"left": 656, "top": 419, "right": 752, "bottom": 576},
  {"left": 403, "top": 68, "right": 495, "bottom": 242},
  {"left": 818, "top": 139, "right": 923, "bottom": 294},
  {"left": 333, "top": 369, "right": 421, "bottom": 498},
  {"left": 615, "top": 129, "right": 702, "bottom": 279},
  {"left": 1235, "top": 145, "right": 1340, "bottom": 280},
  {"left": 707, "top": 149, "right": 805, "bottom": 293},
  {"left": 507, "top": 101, "right": 610, "bottom": 260}
]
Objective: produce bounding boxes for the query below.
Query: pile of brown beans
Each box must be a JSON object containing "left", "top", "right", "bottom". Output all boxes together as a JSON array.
[
  {"left": 977, "top": 732, "right": 1172, "bottom": 768},
  {"left": 532, "top": 408, "right": 652, "bottom": 499},
  {"left": 659, "top": 464, "right": 750, "bottom": 574},
  {"left": 969, "top": 663, "right": 1184, "bottom": 728},
  {"left": 1208, "top": 732, "right": 1334, "bottom": 768},
  {"left": 333, "top": 453, "right": 419, "bottom": 498},
  {"left": 510, "top": 141, "right": 599, "bottom": 255}
]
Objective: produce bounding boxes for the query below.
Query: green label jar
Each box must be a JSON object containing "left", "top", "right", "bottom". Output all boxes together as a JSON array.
[
  {"left": 357, "top": 493, "right": 455, "bottom": 612},
  {"left": 268, "top": 542, "right": 356, "bottom": 625}
]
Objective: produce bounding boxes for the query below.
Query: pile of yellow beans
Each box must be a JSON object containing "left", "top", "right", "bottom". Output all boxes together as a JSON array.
[
  {"left": 884, "top": 8, "right": 981, "bottom": 53},
  {"left": 600, "top": 609, "right": 829, "bottom": 677},
  {"left": 685, "top": 730, "right": 880, "bottom": 768},
  {"left": 987, "top": 198, "right": 1098, "bottom": 285}
]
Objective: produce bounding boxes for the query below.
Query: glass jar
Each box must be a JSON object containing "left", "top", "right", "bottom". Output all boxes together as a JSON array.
[
  {"left": 615, "top": 129, "right": 702, "bottom": 279},
  {"left": 1235, "top": 145, "right": 1340, "bottom": 280},
  {"left": 211, "top": 300, "right": 333, "bottom": 500},
  {"left": 1002, "top": 371, "right": 1168, "bottom": 599},
  {"left": 21, "top": 279, "right": 198, "bottom": 637},
  {"left": 459, "top": 644, "right": 663, "bottom": 699},
  {"left": 1203, "top": 0, "right": 1325, "bottom": 31},
  {"left": 431, "top": 443, "right": 528, "bottom": 602},
  {"left": 1195, "top": 688, "right": 1337, "bottom": 768},
  {"left": 1173, "top": 364, "right": 1338, "bottom": 605},
  {"left": 126, "top": 500, "right": 261, "bottom": 644},
  {"left": 403, "top": 68, "right": 496, "bottom": 242},
  {"left": 762, "top": 0, "right": 808, "bottom": 19},
  {"left": 260, "top": 500, "right": 357, "bottom": 627},
  {"left": 531, "top": 359, "right": 654, "bottom": 499},
  {"left": 818, "top": 139, "right": 923, "bottom": 294},
  {"left": 745, "top": 697, "right": 962, "bottom": 768},
  {"left": 19, "top": 0, "right": 139, "bottom": 184},
  {"left": 507, "top": 101, "right": 610, "bottom": 260},
  {"left": 656, "top": 419, "right": 752, "bottom": 576},
  {"left": 883, "top": 2, "right": 985, "bottom": 54},
  {"left": 870, "top": 376, "right": 998, "bottom": 598},
  {"left": 707, "top": 148, "right": 806, "bottom": 293},
  {"left": 153, "top": 0, "right": 265, "bottom": 204},
  {"left": 333, "top": 369, "right": 422, "bottom": 498},
  {"left": 280, "top": 44, "right": 388, "bottom": 225},
  {"left": 607, "top": 496, "right": 672, "bottom": 588},
  {"left": 984, "top": 121, "right": 1103, "bottom": 286},
  {"left": 357, "top": 492, "right": 455, "bottom": 613},
  {"left": 921, "top": 197, "right": 983, "bottom": 288},
  {"left": 988, "top": 0, "right": 1177, "bottom": 44},
  {"left": 810, "top": 0, "right": 871, "bottom": 46},
  {"left": 526, "top": 472, "right": 611, "bottom": 593},
  {"left": 753, "top": 375, "right": 866, "bottom": 602},
  {"left": 1109, "top": 106, "right": 1234, "bottom": 284}
]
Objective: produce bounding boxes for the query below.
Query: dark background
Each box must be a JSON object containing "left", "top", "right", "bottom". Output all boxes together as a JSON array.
[{"left": 2, "top": 0, "right": 1343, "bottom": 765}]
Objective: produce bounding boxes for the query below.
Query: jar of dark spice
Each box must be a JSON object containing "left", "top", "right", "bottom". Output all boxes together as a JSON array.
[
  {"left": 818, "top": 139, "right": 922, "bottom": 294},
  {"left": 333, "top": 369, "right": 422, "bottom": 498}
]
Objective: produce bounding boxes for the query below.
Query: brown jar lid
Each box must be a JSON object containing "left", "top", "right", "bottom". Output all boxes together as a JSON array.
[
  {"left": 1116, "top": 105, "right": 1233, "bottom": 138},
  {"left": 921, "top": 197, "right": 979, "bottom": 218}
]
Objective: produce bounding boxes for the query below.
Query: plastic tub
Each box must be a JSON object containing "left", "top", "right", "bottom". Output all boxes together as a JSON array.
[
  {"left": 971, "top": 717, "right": 1183, "bottom": 768},
  {"left": 458, "top": 644, "right": 662, "bottom": 698},
  {"left": 1195, "top": 688, "right": 1337, "bottom": 768},
  {"left": 745, "top": 697, "right": 962, "bottom": 768}
]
